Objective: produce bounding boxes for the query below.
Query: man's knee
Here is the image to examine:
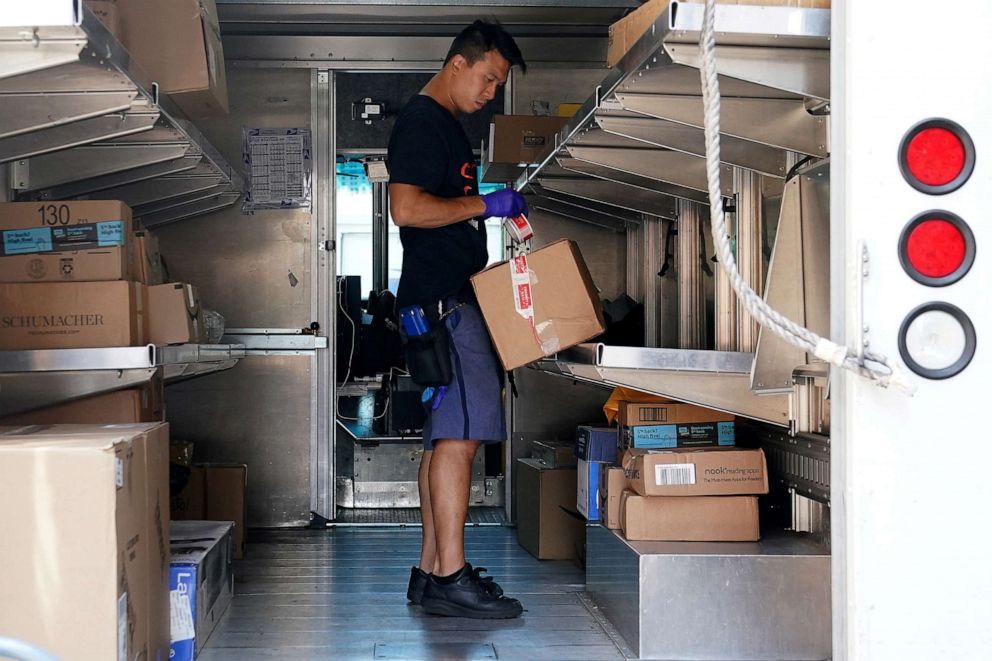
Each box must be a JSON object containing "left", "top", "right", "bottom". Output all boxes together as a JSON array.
[{"left": 433, "top": 439, "right": 480, "bottom": 461}]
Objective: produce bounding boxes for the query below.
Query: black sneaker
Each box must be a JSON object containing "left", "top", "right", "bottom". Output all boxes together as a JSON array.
[
  {"left": 421, "top": 564, "right": 523, "bottom": 619},
  {"left": 469, "top": 565, "right": 504, "bottom": 598},
  {"left": 407, "top": 566, "right": 429, "bottom": 604}
]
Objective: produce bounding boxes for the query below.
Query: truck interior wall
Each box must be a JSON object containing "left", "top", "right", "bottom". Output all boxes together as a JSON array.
[
  {"left": 335, "top": 72, "right": 501, "bottom": 151},
  {"left": 156, "top": 67, "right": 315, "bottom": 527}
]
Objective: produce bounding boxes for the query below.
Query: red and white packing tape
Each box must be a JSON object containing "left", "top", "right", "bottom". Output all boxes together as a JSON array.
[{"left": 504, "top": 214, "right": 534, "bottom": 243}]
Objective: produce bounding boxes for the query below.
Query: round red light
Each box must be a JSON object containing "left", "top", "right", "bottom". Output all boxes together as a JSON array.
[
  {"left": 905, "top": 128, "right": 965, "bottom": 186},
  {"left": 899, "top": 119, "right": 975, "bottom": 195},
  {"left": 898, "top": 211, "right": 975, "bottom": 287},
  {"left": 905, "top": 219, "right": 966, "bottom": 278}
]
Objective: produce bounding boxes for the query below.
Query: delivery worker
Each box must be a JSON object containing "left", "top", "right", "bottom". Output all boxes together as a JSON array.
[{"left": 387, "top": 20, "right": 527, "bottom": 619}]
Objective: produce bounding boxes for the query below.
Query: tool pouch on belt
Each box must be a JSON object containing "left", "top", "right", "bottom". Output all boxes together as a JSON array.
[{"left": 401, "top": 312, "right": 453, "bottom": 387}]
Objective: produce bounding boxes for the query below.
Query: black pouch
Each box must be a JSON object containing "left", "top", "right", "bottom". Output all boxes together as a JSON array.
[{"left": 402, "top": 315, "right": 453, "bottom": 387}]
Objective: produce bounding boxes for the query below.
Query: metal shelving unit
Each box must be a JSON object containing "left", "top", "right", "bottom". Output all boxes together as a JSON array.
[
  {"left": 0, "top": 344, "right": 245, "bottom": 418},
  {"left": 506, "top": 2, "right": 830, "bottom": 426},
  {"left": 0, "top": 5, "right": 243, "bottom": 228}
]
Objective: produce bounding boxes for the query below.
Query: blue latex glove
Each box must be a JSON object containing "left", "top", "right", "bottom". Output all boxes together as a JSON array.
[{"left": 482, "top": 189, "right": 528, "bottom": 219}]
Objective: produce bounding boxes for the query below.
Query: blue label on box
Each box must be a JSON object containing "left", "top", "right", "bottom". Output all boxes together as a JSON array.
[
  {"left": 632, "top": 424, "right": 679, "bottom": 448},
  {"left": 717, "top": 421, "right": 735, "bottom": 445},
  {"left": 630, "top": 422, "right": 735, "bottom": 448},
  {"left": 2, "top": 227, "right": 53, "bottom": 255},
  {"left": 169, "top": 563, "right": 198, "bottom": 661},
  {"left": 97, "top": 220, "right": 125, "bottom": 246}
]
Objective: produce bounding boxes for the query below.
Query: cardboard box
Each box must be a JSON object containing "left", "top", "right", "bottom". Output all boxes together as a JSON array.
[
  {"left": 490, "top": 115, "right": 569, "bottom": 165},
  {"left": 0, "top": 246, "right": 130, "bottom": 283},
  {"left": 608, "top": 0, "right": 831, "bottom": 67},
  {"left": 472, "top": 240, "right": 606, "bottom": 371},
  {"left": 576, "top": 425, "right": 618, "bottom": 463},
  {"left": 170, "top": 521, "right": 235, "bottom": 661},
  {"left": 516, "top": 458, "right": 584, "bottom": 561},
  {"left": 0, "top": 200, "right": 133, "bottom": 231},
  {"left": 0, "top": 376, "right": 164, "bottom": 425},
  {"left": 623, "top": 447, "right": 769, "bottom": 496},
  {"left": 0, "top": 280, "right": 146, "bottom": 349},
  {"left": 0, "top": 423, "right": 170, "bottom": 661},
  {"left": 171, "top": 463, "right": 248, "bottom": 560},
  {"left": 620, "top": 491, "right": 760, "bottom": 542},
  {"left": 133, "top": 229, "right": 165, "bottom": 285},
  {"left": 532, "top": 439, "right": 578, "bottom": 468},
  {"left": 621, "top": 421, "right": 736, "bottom": 450},
  {"left": 618, "top": 400, "right": 735, "bottom": 427},
  {"left": 85, "top": 0, "right": 122, "bottom": 38},
  {"left": 577, "top": 458, "right": 603, "bottom": 520},
  {"left": 118, "top": 0, "right": 229, "bottom": 118},
  {"left": 599, "top": 465, "right": 626, "bottom": 530},
  {"left": 148, "top": 283, "right": 206, "bottom": 345}
]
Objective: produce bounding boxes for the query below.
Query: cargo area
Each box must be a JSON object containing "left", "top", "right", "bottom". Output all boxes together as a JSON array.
[{"left": 2, "top": 1, "right": 990, "bottom": 660}]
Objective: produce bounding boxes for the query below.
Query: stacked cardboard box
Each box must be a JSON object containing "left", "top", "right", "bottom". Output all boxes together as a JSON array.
[
  {"left": 516, "top": 449, "right": 584, "bottom": 561},
  {"left": 0, "top": 200, "right": 208, "bottom": 423},
  {"left": 619, "top": 447, "right": 769, "bottom": 541},
  {"left": 585, "top": 395, "right": 764, "bottom": 541},
  {"left": 618, "top": 400, "right": 736, "bottom": 450},
  {"left": 0, "top": 423, "right": 171, "bottom": 660}
]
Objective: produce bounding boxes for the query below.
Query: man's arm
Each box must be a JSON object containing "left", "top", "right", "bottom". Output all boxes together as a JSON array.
[{"left": 389, "top": 183, "right": 486, "bottom": 229}]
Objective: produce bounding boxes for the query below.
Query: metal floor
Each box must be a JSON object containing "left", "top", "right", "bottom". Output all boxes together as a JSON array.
[{"left": 198, "top": 525, "right": 629, "bottom": 661}]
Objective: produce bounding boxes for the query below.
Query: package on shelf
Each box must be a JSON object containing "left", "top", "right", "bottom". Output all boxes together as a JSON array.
[
  {"left": 531, "top": 439, "right": 578, "bottom": 469},
  {"left": 622, "top": 447, "right": 769, "bottom": 497},
  {"left": 575, "top": 425, "right": 618, "bottom": 463},
  {"left": 0, "top": 423, "right": 170, "bottom": 660},
  {"left": 0, "top": 280, "right": 146, "bottom": 349},
  {"left": 620, "top": 491, "right": 760, "bottom": 542},
  {"left": 0, "top": 373, "right": 164, "bottom": 425},
  {"left": 148, "top": 283, "right": 207, "bottom": 345},
  {"left": 599, "top": 465, "right": 627, "bottom": 530}
]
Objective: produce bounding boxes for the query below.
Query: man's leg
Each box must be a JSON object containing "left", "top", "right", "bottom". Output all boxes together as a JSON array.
[
  {"left": 429, "top": 438, "right": 480, "bottom": 576},
  {"left": 417, "top": 449, "right": 440, "bottom": 574}
]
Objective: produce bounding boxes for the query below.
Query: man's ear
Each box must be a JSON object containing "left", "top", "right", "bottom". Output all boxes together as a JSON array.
[{"left": 449, "top": 54, "right": 466, "bottom": 75}]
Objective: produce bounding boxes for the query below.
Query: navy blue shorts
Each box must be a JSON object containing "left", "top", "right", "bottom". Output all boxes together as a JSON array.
[{"left": 421, "top": 299, "right": 507, "bottom": 450}]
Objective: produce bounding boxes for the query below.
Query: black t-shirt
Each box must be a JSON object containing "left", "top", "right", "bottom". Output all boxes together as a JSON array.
[{"left": 388, "top": 94, "right": 488, "bottom": 309}]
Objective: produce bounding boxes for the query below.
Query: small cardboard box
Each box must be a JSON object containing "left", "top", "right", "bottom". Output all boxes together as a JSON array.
[
  {"left": 0, "top": 376, "right": 164, "bottom": 425},
  {"left": 148, "top": 283, "right": 206, "bottom": 345},
  {"left": 621, "top": 421, "right": 736, "bottom": 450},
  {"left": 516, "top": 458, "right": 584, "bottom": 561},
  {"left": 472, "top": 240, "right": 606, "bottom": 371},
  {"left": 532, "top": 439, "right": 578, "bottom": 468},
  {"left": 0, "top": 423, "right": 170, "bottom": 661},
  {"left": 170, "top": 463, "right": 248, "bottom": 560},
  {"left": 170, "top": 521, "right": 234, "bottom": 661},
  {"left": 118, "top": 0, "right": 229, "bottom": 118},
  {"left": 599, "top": 465, "right": 627, "bottom": 530},
  {"left": 576, "top": 425, "right": 618, "bottom": 463},
  {"left": 171, "top": 466, "right": 207, "bottom": 520},
  {"left": 490, "top": 115, "right": 569, "bottom": 165},
  {"left": 577, "top": 458, "right": 603, "bottom": 520},
  {"left": 0, "top": 280, "right": 146, "bottom": 349},
  {"left": 132, "top": 229, "right": 165, "bottom": 285},
  {"left": 620, "top": 491, "right": 760, "bottom": 542},
  {"left": 618, "top": 400, "right": 735, "bottom": 427},
  {"left": 623, "top": 447, "right": 769, "bottom": 497},
  {"left": 607, "top": 0, "right": 832, "bottom": 67}
]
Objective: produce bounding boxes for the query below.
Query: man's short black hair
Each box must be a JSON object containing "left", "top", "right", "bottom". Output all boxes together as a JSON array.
[{"left": 444, "top": 20, "right": 527, "bottom": 74}]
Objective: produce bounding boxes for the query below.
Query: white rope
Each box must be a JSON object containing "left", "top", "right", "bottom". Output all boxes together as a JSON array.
[{"left": 698, "top": 0, "right": 914, "bottom": 394}]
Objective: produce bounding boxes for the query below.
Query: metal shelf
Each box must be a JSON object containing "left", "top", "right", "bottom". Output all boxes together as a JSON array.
[
  {"left": 534, "top": 343, "right": 791, "bottom": 427},
  {"left": 0, "top": 5, "right": 243, "bottom": 227},
  {"left": 0, "top": 343, "right": 245, "bottom": 417},
  {"left": 513, "top": 1, "right": 830, "bottom": 216}
]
